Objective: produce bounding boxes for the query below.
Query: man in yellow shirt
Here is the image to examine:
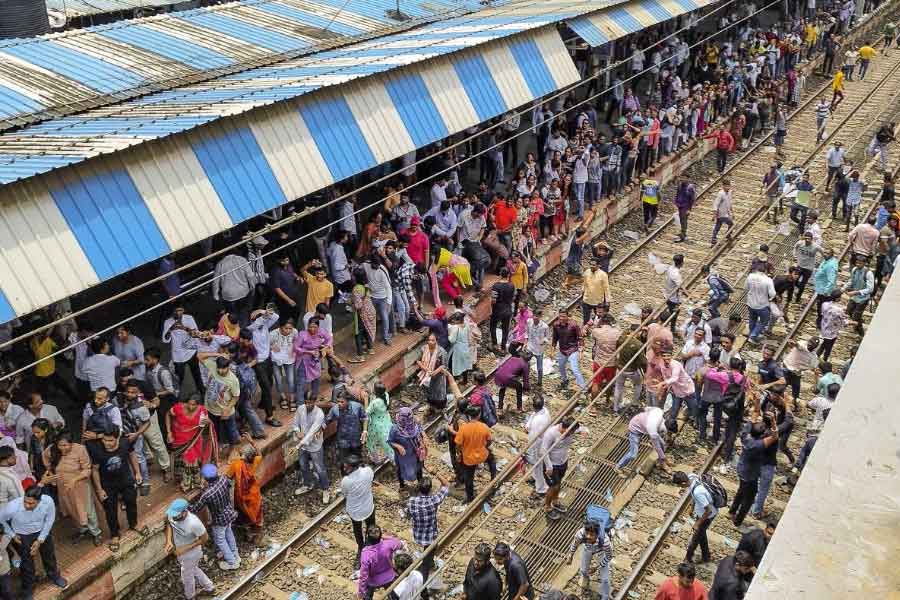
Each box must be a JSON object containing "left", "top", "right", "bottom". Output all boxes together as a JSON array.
[
  {"left": 805, "top": 23, "right": 818, "bottom": 60},
  {"left": 509, "top": 252, "right": 529, "bottom": 312},
  {"left": 582, "top": 258, "right": 612, "bottom": 324},
  {"left": 30, "top": 332, "right": 80, "bottom": 403},
  {"left": 300, "top": 259, "right": 334, "bottom": 315},
  {"left": 831, "top": 69, "right": 845, "bottom": 110},
  {"left": 639, "top": 172, "right": 661, "bottom": 232},
  {"left": 857, "top": 44, "right": 876, "bottom": 79}
]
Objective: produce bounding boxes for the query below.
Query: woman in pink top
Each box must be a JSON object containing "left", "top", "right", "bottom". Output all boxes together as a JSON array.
[{"left": 357, "top": 526, "right": 403, "bottom": 599}]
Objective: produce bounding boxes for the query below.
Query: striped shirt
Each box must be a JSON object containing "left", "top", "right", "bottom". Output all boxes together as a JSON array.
[
  {"left": 569, "top": 527, "right": 613, "bottom": 568},
  {"left": 815, "top": 102, "right": 831, "bottom": 120}
]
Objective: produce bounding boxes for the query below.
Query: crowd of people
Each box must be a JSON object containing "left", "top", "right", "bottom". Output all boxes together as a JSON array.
[{"left": 0, "top": 0, "right": 895, "bottom": 599}]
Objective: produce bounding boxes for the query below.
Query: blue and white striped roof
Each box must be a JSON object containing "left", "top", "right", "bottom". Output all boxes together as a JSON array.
[
  {"left": 566, "top": 0, "right": 716, "bottom": 46},
  {"left": 0, "top": 26, "right": 580, "bottom": 324},
  {"left": 0, "top": 0, "right": 626, "bottom": 186},
  {"left": 0, "top": 0, "right": 511, "bottom": 131}
]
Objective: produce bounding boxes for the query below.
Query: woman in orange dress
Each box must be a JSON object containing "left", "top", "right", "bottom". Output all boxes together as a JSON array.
[
  {"left": 356, "top": 212, "right": 382, "bottom": 258},
  {"left": 226, "top": 434, "right": 264, "bottom": 545}
]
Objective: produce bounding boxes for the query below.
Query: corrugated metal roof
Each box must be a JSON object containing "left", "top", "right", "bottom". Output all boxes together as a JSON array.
[
  {"left": 0, "top": 0, "right": 628, "bottom": 186},
  {"left": 566, "top": 0, "right": 714, "bottom": 45},
  {"left": 0, "top": 0, "right": 508, "bottom": 131},
  {"left": 0, "top": 26, "right": 580, "bottom": 324}
]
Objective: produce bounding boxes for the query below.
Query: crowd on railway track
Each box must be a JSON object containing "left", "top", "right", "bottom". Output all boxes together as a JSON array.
[{"left": 0, "top": 1, "right": 898, "bottom": 599}]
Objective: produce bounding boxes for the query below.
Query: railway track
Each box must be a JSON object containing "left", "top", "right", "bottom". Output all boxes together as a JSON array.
[
  {"left": 612, "top": 61, "right": 900, "bottom": 600},
  {"left": 199, "top": 23, "right": 900, "bottom": 600}
]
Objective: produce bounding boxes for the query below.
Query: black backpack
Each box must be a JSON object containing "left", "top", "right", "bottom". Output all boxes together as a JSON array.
[
  {"left": 695, "top": 474, "right": 728, "bottom": 509},
  {"left": 721, "top": 372, "right": 745, "bottom": 416}
]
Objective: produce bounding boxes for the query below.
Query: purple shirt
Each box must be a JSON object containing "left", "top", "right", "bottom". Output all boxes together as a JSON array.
[
  {"left": 552, "top": 322, "right": 581, "bottom": 356},
  {"left": 495, "top": 356, "right": 529, "bottom": 388},
  {"left": 358, "top": 537, "right": 403, "bottom": 595},
  {"left": 292, "top": 329, "right": 333, "bottom": 381}
]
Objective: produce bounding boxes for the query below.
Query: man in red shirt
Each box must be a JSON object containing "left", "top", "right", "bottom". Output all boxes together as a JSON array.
[
  {"left": 704, "top": 129, "right": 735, "bottom": 174},
  {"left": 490, "top": 194, "right": 518, "bottom": 253},
  {"left": 654, "top": 562, "right": 708, "bottom": 600}
]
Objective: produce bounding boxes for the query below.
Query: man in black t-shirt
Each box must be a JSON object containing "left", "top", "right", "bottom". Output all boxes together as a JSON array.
[
  {"left": 462, "top": 543, "right": 502, "bottom": 600},
  {"left": 90, "top": 426, "right": 142, "bottom": 551},
  {"left": 490, "top": 267, "right": 516, "bottom": 353},
  {"left": 493, "top": 542, "right": 535, "bottom": 600}
]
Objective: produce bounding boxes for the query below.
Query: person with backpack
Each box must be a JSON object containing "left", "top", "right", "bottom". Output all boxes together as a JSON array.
[
  {"left": 673, "top": 471, "right": 724, "bottom": 565},
  {"left": 567, "top": 517, "right": 613, "bottom": 600},
  {"left": 704, "top": 355, "right": 747, "bottom": 440},
  {"left": 718, "top": 357, "right": 749, "bottom": 472}
]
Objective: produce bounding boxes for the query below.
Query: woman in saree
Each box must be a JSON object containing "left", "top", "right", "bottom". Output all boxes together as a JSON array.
[
  {"left": 226, "top": 433, "right": 264, "bottom": 545},
  {"left": 351, "top": 270, "right": 377, "bottom": 363},
  {"left": 509, "top": 302, "right": 533, "bottom": 347},
  {"left": 416, "top": 333, "right": 448, "bottom": 415},
  {"left": 165, "top": 394, "right": 217, "bottom": 492},
  {"left": 388, "top": 408, "right": 425, "bottom": 493},
  {"left": 43, "top": 430, "right": 102, "bottom": 545},
  {"left": 365, "top": 381, "right": 393, "bottom": 465}
]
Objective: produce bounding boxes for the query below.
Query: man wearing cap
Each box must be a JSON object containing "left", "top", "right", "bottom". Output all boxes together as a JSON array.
[
  {"left": 190, "top": 464, "right": 240, "bottom": 571},
  {"left": 405, "top": 217, "right": 430, "bottom": 270},
  {"left": 165, "top": 499, "right": 216, "bottom": 599}
]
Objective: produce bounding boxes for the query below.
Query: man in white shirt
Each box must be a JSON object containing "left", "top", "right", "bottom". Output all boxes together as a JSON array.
[
  {"left": 524, "top": 396, "right": 551, "bottom": 498},
  {"left": 825, "top": 141, "right": 846, "bottom": 189},
  {"left": 711, "top": 179, "right": 734, "bottom": 245},
  {"left": 82, "top": 338, "right": 121, "bottom": 392},
  {"left": 16, "top": 393, "right": 65, "bottom": 447},
  {"left": 292, "top": 394, "right": 329, "bottom": 503},
  {"left": 430, "top": 179, "right": 448, "bottom": 211},
  {"left": 679, "top": 328, "right": 711, "bottom": 380},
  {"left": 340, "top": 455, "right": 375, "bottom": 568},
  {"left": 664, "top": 254, "right": 685, "bottom": 336},
  {"left": 746, "top": 263, "right": 776, "bottom": 344},
  {"left": 390, "top": 553, "right": 424, "bottom": 600},
  {"left": 502, "top": 110, "right": 522, "bottom": 168},
  {"left": 162, "top": 306, "right": 203, "bottom": 395},
  {"left": 542, "top": 416, "right": 580, "bottom": 518}
]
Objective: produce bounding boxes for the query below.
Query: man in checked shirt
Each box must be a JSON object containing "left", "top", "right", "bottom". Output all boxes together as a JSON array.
[
  {"left": 404, "top": 464, "right": 450, "bottom": 597},
  {"left": 568, "top": 519, "right": 613, "bottom": 600}
]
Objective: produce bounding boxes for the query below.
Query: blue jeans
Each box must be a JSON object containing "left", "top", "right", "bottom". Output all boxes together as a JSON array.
[
  {"left": 580, "top": 549, "right": 611, "bottom": 600},
  {"left": 238, "top": 392, "right": 265, "bottom": 437},
  {"left": 751, "top": 463, "right": 776, "bottom": 514},
  {"left": 573, "top": 183, "right": 586, "bottom": 218},
  {"left": 748, "top": 306, "right": 771, "bottom": 339},
  {"left": 616, "top": 431, "right": 641, "bottom": 469},
  {"left": 532, "top": 352, "right": 544, "bottom": 386},
  {"left": 211, "top": 524, "right": 238, "bottom": 566},
  {"left": 392, "top": 287, "right": 408, "bottom": 329},
  {"left": 294, "top": 364, "right": 321, "bottom": 401},
  {"left": 299, "top": 447, "right": 330, "bottom": 490},
  {"left": 586, "top": 181, "right": 600, "bottom": 206},
  {"left": 209, "top": 413, "right": 239, "bottom": 446},
  {"left": 371, "top": 297, "right": 393, "bottom": 342},
  {"left": 708, "top": 293, "right": 729, "bottom": 318},
  {"left": 132, "top": 435, "right": 149, "bottom": 482},
  {"left": 557, "top": 351, "right": 586, "bottom": 389},
  {"left": 669, "top": 393, "right": 698, "bottom": 427}
]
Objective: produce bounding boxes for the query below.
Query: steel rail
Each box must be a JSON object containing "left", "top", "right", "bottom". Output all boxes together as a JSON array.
[{"left": 613, "top": 46, "right": 900, "bottom": 600}]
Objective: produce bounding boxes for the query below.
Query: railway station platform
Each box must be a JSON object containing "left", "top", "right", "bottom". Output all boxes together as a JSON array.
[{"left": 746, "top": 274, "right": 900, "bottom": 599}]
